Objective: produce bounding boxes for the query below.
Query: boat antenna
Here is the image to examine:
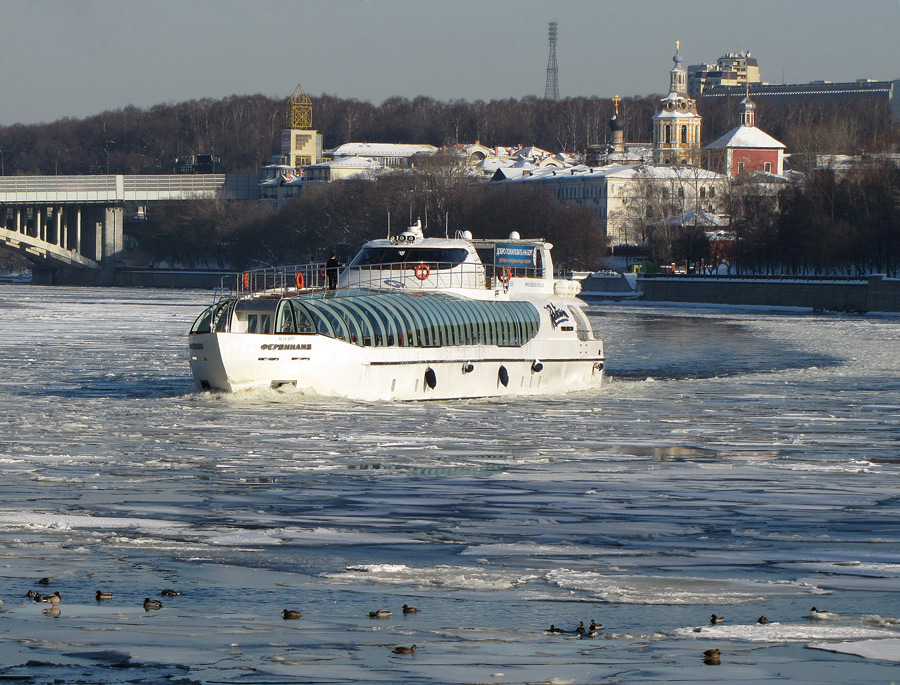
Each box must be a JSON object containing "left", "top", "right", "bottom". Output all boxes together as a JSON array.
[
  {"left": 387, "top": 211, "right": 391, "bottom": 238},
  {"left": 445, "top": 211, "right": 449, "bottom": 239}
]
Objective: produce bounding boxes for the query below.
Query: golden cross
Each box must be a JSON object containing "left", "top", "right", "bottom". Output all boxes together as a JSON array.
[
  {"left": 675, "top": 40, "right": 680, "bottom": 54},
  {"left": 612, "top": 94, "right": 621, "bottom": 115}
]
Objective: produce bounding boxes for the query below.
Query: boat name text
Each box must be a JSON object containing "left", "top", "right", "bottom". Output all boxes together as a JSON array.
[{"left": 260, "top": 343, "right": 312, "bottom": 351}]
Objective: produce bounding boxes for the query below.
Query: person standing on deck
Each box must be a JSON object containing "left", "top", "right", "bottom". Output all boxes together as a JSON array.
[{"left": 325, "top": 253, "right": 340, "bottom": 290}]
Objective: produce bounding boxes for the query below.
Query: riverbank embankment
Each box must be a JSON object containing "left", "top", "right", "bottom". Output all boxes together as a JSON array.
[{"left": 581, "top": 273, "right": 900, "bottom": 313}]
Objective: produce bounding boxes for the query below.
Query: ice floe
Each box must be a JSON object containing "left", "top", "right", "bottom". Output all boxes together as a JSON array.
[
  {"left": 545, "top": 569, "right": 824, "bottom": 604},
  {"left": 324, "top": 563, "right": 539, "bottom": 590}
]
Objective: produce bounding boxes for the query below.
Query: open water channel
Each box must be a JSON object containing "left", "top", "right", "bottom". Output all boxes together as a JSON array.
[{"left": 0, "top": 284, "right": 899, "bottom": 684}]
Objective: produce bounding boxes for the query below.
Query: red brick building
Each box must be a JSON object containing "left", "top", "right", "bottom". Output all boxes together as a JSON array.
[{"left": 704, "top": 96, "right": 785, "bottom": 177}]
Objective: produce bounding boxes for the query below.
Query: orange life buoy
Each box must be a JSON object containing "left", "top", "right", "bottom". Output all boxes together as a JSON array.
[
  {"left": 414, "top": 262, "right": 430, "bottom": 281},
  {"left": 295, "top": 272, "right": 305, "bottom": 290},
  {"left": 498, "top": 267, "right": 512, "bottom": 283},
  {"left": 242, "top": 272, "right": 249, "bottom": 289}
]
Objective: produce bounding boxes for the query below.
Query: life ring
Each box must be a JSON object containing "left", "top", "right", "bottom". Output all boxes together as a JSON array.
[
  {"left": 498, "top": 267, "right": 512, "bottom": 283},
  {"left": 242, "top": 272, "right": 249, "bottom": 289},
  {"left": 295, "top": 272, "right": 305, "bottom": 290},
  {"left": 414, "top": 262, "right": 430, "bottom": 281}
]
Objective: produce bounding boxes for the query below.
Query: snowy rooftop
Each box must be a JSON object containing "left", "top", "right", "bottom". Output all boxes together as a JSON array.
[
  {"left": 311, "top": 157, "right": 381, "bottom": 169},
  {"left": 500, "top": 163, "right": 727, "bottom": 184},
  {"left": 706, "top": 124, "right": 786, "bottom": 150},
  {"left": 328, "top": 142, "right": 439, "bottom": 157},
  {"left": 652, "top": 210, "right": 730, "bottom": 228}
]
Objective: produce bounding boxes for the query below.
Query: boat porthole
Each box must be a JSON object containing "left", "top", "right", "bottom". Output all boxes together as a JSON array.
[
  {"left": 531, "top": 360, "right": 544, "bottom": 373},
  {"left": 498, "top": 365, "right": 509, "bottom": 387},
  {"left": 424, "top": 367, "right": 437, "bottom": 390},
  {"left": 462, "top": 363, "right": 474, "bottom": 374}
]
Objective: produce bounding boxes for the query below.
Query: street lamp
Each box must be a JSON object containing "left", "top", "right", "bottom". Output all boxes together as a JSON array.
[{"left": 105, "top": 140, "right": 115, "bottom": 174}]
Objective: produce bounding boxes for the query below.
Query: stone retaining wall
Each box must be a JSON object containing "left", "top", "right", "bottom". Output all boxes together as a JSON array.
[{"left": 634, "top": 275, "right": 900, "bottom": 313}]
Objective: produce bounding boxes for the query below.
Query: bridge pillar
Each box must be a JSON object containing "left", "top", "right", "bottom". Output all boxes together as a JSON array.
[
  {"left": 54, "top": 207, "right": 62, "bottom": 247},
  {"left": 93, "top": 215, "right": 102, "bottom": 262},
  {"left": 102, "top": 206, "right": 123, "bottom": 264}
]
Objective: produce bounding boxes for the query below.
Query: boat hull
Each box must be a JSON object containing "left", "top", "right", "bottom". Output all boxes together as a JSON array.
[{"left": 190, "top": 332, "right": 604, "bottom": 401}]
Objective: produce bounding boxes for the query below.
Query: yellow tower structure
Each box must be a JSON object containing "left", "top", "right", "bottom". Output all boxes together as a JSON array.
[
  {"left": 278, "top": 83, "right": 322, "bottom": 168},
  {"left": 285, "top": 83, "right": 313, "bottom": 129}
]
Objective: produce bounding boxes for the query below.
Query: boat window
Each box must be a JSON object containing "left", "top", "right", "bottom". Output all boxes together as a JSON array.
[
  {"left": 212, "top": 300, "right": 233, "bottom": 333},
  {"left": 349, "top": 247, "right": 469, "bottom": 269},
  {"left": 327, "top": 300, "right": 368, "bottom": 345},
  {"left": 190, "top": 305, "right": 215, "bottom": 334},
  {"left": 288, "top": 302, "right": 317, "bottom": 334},
  {"left": 307, "top": 307, "right": 336, "bottom": 338},
  {"left": 275, "top": 301, "right": 296, "bottom": 334}
]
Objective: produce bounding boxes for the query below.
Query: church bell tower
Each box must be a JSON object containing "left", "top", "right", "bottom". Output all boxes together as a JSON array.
[{"left": 652, "top": 41, "right": 702, "bottom": 165}]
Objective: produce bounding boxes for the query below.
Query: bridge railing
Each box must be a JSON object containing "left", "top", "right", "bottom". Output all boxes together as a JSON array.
[{"left": 0, "top": 174, "right": 259, "bottom": 203}]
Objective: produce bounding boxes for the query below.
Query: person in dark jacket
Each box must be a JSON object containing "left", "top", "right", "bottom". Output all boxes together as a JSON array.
[{"left": 325, "top": 253, "right": 340, "bottom": 290}]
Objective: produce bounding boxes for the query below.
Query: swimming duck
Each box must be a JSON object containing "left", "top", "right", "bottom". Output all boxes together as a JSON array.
[
  {"left": 160, "top": 589, "right": 181, "bottom": 597},
  {"left": 808, "top": 607, "right": 838, "bottom": 619},
  {"left": 38, "top": 577, "right": 51, "bottom": 585},
  {"left": 25, "top": 590, "right": 37, "bottom": 598},
  {"left": 709, "top": 614, "right": 724, "bottom": 624},
  {"left": 282, "top": 609, "right": 302, "bottom": 620},
  {"left": 368, "top": 609, "right": 391, "bottom": 618},
  {"left": 392, "top": 644, "right": 416, "bottom": 654},
  {"left": 574, "top": 621, "right": 586, "bottom": 634},
  {"left": 702, "top": 648, "right": 721, "bottom": 665},
  {"left": 43, "top": 605, "right": 61, "bottom": 618},
  {"left": 757, "top": 615, "right": 769, "bottom": 624},
  {"left": 402, "top": 604, "right": 419, "bottom": 614},
  {"left": 34, "top": 592, "right": 61, "bottom": 604},
  {"left": 547, "top": 624, "right": 565, "bottom": 633},
  {"left": 589, "top": 620, "right": 603, "bottom": 631},
  {"left": 143, "top": 598, "right": 163, "bottom": 611},
  {"left": 96, "top": 591, "right": 114, "bottom": 601}
]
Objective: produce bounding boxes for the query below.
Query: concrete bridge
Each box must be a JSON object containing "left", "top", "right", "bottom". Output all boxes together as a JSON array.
[{"left": 0, "top": 174, "right": 257, "bottom": 284}]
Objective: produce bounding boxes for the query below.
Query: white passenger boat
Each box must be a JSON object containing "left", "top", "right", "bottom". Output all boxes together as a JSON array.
[{"left": 189, "top": 222, "right": 605, "bottom": 400}]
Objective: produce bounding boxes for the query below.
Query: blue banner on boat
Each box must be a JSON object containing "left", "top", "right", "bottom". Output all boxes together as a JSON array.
[{"left": 495, "top": 244, "right": 536, "bottom": 267}]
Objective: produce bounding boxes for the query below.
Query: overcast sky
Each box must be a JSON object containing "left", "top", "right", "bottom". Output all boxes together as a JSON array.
[{"left": 1, "top": 0, "right": 898, "bottom": 126}]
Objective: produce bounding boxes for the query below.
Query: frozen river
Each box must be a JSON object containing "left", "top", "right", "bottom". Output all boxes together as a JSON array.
[{"left": 0, "top": 284, "right": 899, "bottom": 683}]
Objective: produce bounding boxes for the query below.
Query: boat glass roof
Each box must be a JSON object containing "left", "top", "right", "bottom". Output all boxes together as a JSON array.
[{"left": 279, "top": 290, "right": 540, "bottom": 348}]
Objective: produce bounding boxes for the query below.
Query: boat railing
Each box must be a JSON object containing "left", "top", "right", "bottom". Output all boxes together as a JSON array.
[{"left": 217, "top": 260, "right": 547, "bottom": 299}]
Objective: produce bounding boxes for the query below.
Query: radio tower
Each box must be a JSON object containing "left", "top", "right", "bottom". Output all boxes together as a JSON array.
[{"left": 544, "top": 21, "right": 559, "bottom": 101}]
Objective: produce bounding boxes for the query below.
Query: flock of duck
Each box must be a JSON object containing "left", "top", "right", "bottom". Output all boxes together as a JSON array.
[
  {"left": 541, "top": 609, "right": 851, "bottom": 666},
  {"left": 16, "top": 577, "right": 183, "bottom": 618},
  {"left": 698, "top": 608, "right": 849, "bottom": 665},
  {"left": 709, "top": 607, "right": 842, "bottom": 625},
  {"left": 546, "top": 619, "right": 604, "bottom": 638},
  {"left": 4, "top": 582, "right": 860, "bottom": 664},
  {"left": 10, "top": 577, "right": 425, "bottom": 657}
]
